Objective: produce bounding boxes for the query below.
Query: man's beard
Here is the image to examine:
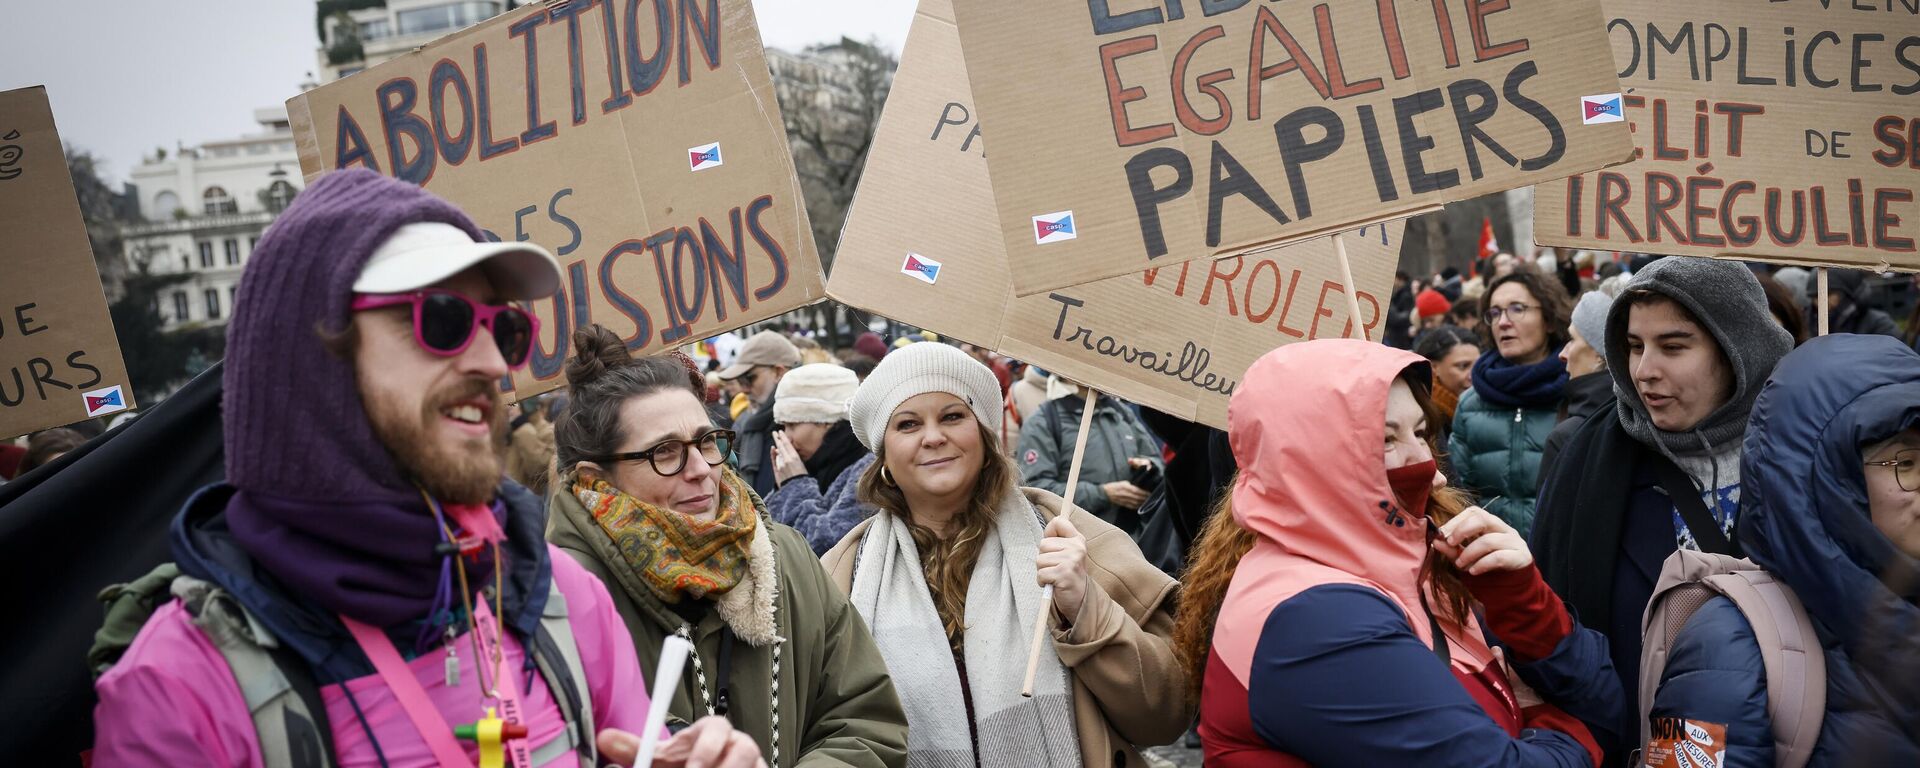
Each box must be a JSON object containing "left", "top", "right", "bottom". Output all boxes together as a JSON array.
[{"left": 364, "top": 375, "right": 508, "bottom": 504}]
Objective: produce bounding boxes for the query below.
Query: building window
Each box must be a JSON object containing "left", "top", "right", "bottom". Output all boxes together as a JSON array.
[
  {"left": 181, "top": 254, "right": 191, "bottom": 272},
  {"left": 203, "top": 186, "right": 237, "bottom": 215},
  {"left": 397, "top": 2, "right": 498, "bottom": 37},
  {"left": 265, "top": 180, "right": 297, "bottom": 213},
  {"left": 249, "top": 236, "right": 259, "bottom": 251},
  {"left": 224, "top": 239, "right": 240, "bottom": 265},
  {"left": 230, "top": 285, "right": 238, "bottom": 307},
  {"left": 205, "top": 288, "right": 222, "bottom": 320},
  {"left": 173, "top": 291, "right": 189, "bottom": 321},
  {"left": 152, "top": 190, "right": 181, "bottom": 220},
  {"left": 198, "top": 241, "right": 214, "bottom": 268},
  {"left": 359, "top": 18, "right": 391, "bottom": 41}
]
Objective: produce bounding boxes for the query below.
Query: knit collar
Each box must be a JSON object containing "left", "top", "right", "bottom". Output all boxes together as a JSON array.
[{"left": 1469, "top": 348, "right": 1568, "bottom": 409}]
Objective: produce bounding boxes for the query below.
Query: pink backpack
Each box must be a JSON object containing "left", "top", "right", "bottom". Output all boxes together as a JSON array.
[{"left": 1638, "top": 549, "right": 1827, "bottom": 768}]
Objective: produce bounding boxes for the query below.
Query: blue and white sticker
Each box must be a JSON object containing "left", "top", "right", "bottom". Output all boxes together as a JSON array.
[
  {"left": 83, "top": 384, "right": 128, "bottom": 418},
  {"left": 688, "top": 141, "right": 724, "bottom": 171},
  {"left": 1032, "top": 210, "right": 1077, "bottom": 245},
  {"left": 901, "top": 252, "right": 942, "bottom": 284}
]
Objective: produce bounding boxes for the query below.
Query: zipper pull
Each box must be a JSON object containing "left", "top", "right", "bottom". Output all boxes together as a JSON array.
[
  {"left": 1514, "top": 409, "right": 1523, "bottom": 423},
  {"left": 444, "top": 626, "right": 460, "bottom": 687}
]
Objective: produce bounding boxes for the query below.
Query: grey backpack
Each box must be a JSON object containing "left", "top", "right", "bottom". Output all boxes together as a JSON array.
[{"left": 1638, "top": 549, "right": 1827, "bottom": 768}]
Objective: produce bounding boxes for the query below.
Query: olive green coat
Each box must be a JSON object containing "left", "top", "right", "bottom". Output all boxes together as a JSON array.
[{"left": 548, "top": 483, "right": 909, "bottom": 768}]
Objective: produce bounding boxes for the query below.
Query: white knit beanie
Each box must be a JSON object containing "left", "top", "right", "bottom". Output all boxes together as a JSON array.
[
  {"left": 773, "top": 364, "right": 859, "bottom": 424},
  {"left": 848, "top": 342, "right": 1004, "bottom": 451},
  {"left": 1570, "top": 290, "right": 1613, "bottom": 353}
]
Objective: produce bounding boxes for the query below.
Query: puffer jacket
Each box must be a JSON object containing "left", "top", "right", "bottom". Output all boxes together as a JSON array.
[
  {"left": 547, "top": 470, "right": 910, "bottom": 768},
  {"left": 1450, "top": 387, "right": 1557, "bottom": 536},
  {"left": 1648, "top": 335, "right": 1920, "bottom": 767}
]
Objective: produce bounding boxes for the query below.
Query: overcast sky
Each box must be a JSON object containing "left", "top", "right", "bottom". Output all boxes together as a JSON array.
[{"left": 0, "top": 1, "right": 914, "bottom": 184}]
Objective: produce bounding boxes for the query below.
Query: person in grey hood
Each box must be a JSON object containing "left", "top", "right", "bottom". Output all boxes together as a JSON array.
[{"left": 1529, "top": 256, "right": 1793, "bottom": 764}]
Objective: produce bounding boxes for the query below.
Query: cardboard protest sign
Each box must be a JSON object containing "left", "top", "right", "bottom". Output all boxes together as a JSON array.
[
  {"left": 1535, "top": 1, "right": 1920, "bottom": 270},
  {"left": 947, "top": 0, "right": 1633, "bottom": 296},
  {"left": 288, "top": 0, "right": 823, "bottom": 397},
  {"left": 830, "top": 0, "right": 1400, "bottom": 430},
  {"left": 0, "top": 86, "right": 136, "bottom": 440}
]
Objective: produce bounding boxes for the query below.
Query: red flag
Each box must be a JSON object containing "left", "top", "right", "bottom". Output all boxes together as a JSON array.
[{"left": 1478, "top": 217, "right": 1500, "bottom": 260}]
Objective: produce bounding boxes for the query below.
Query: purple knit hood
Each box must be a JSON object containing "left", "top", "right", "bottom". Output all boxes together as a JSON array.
[{"left": 223, "top": 168, "right": 485, "bottom": 501}]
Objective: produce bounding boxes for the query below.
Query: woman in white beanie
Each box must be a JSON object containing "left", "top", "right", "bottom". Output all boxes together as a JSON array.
[
  {"left": 820, "top": 342, "right": 1188, "bottom": 768},
  {"left": 767, "top": 363, "right": 874, "bottom": 555}
]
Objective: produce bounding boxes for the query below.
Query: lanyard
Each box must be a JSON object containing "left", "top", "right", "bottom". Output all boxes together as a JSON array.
[{"left": 341, "top": 598, "right": 533, "bottom": 768}]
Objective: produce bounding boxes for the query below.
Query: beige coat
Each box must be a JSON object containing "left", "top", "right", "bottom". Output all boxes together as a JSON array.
[{"left": 822, "top": 487, "right": 1190, "bottom": 768}]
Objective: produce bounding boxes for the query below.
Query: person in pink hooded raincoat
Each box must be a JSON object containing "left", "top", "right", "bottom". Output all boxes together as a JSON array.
[
  {"left": 1199, "top": 339, "right": 1623, "bottom": 767},
  {"left": 90, "top": 169, "right": 759, "bottom": 768}
]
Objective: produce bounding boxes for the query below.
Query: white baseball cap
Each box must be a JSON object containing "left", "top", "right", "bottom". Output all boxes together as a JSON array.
[{"left": 352, "top": 222, "right": 561, "bottom": 301}]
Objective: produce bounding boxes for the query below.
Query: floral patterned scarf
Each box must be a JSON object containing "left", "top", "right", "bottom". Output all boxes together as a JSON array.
[{"left": 573, "top": 469, "right": 757, "bottom": 604}]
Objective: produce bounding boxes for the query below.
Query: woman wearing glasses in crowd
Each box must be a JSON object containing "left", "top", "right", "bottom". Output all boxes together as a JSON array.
[
  {"left": 1448, "top": 269, "right": 1574, "bottom": 538},
  {"left": 820, "top": 342, "right": 1188, "bottom": 768},
  {"left": 546, "top": 324, "right": 910, "bottom": 768}
]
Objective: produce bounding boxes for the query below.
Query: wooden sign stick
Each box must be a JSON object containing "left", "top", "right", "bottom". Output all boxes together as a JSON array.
[
  {"left": 1334, "top": 234, "right": 1371, "bottom": 342},
  {"left": 1022, "top": 386, "right": 1099, "bottom": 697},
  {"left": 1817, "top": 267, "right": 1831, "bottom": 337}
]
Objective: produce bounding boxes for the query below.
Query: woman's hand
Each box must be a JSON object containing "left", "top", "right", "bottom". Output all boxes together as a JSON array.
[
  {"left": 770, "top": 431, "right": 808, "bottom": 487},
  {"left": 597, "top": 716, "right": 765, "bottom": 768},
  {"left": 1038, "top": 515, "right": 1092, "bottom": 623},
  {"left": 1432, "top": 505, "right": 1532, "bottom": 575}
]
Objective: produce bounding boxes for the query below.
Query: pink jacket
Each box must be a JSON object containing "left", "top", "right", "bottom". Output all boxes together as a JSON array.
[{"left": 92, "top": 544, "right": 655, "bottom": 767}]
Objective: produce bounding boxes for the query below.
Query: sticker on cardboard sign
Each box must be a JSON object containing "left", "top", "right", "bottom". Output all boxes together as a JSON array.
[
  {"left": 1643, "top": 717, "right": 1726, "bottom": 768},
  {"left": 688, "top": 142, "right": 724, "bottom": 171},
  {"left": 1580, "top": 93, "right": 1625, "bottom": 125},
  {"left": 901, "top": 252, "right": 941, "bottom": 284},
  {"left": 83, "top": 384, "right": 128, "bottom": 418},
  {"left": 1032, "top": 211, "right": 1077, "bottom": 245}
]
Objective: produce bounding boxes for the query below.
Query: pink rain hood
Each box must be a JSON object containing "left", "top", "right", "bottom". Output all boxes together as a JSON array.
[{"left": 1212, "top": 339, "right": 1501, "bottom": 687}]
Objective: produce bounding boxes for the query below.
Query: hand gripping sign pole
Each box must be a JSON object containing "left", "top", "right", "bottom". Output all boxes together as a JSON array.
[{"left": 1021, "top": 386, "right": 1099, "bottom": 697}]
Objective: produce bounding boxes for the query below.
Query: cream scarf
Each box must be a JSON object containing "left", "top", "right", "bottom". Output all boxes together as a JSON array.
[{"left": 848, "top": 486, "right": 1081, "bottom": 768}]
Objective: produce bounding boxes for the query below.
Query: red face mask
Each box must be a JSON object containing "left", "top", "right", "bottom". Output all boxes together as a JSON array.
[{"left": 1387, "top": 459, "right": 1438, "bottom": 520}]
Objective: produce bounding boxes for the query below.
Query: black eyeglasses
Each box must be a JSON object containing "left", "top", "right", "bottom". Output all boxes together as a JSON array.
[
  {"left": 591, "top": 429, "right": 735, "bottom": 477},
  {"left": 1864, "top": 448, "right": 1920, "bottom": 492}
]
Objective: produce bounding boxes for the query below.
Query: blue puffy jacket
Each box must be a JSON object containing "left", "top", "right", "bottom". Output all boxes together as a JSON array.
[{"left": 1649, "top": 335, "right": 1920, "bottom": 766}]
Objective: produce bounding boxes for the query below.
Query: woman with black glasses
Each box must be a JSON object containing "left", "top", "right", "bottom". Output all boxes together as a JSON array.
[
  {"left": 547, "top": 323, "right": 910, "bottom": 768},
  {"left": 1449, "top": 269, "right": 1574, "bottom": 539}
]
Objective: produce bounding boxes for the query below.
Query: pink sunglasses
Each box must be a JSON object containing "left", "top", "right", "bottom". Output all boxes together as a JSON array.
[{"left": 350, "top": 289, "right": 540, "bottom": 369}]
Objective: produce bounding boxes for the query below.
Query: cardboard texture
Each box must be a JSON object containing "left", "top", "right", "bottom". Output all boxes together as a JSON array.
[
  {"left": 948, "top": 0, "right": 1634, "bottom": 296},
  {"left": 1535, "top": 1, "right": 1920, "bottom": 271},
  {"left": 0, "top": 86, "right": 137, "bottom": 440},
  {"left": 288, "top": 0, "right": 824, "bottom": 398},
  {"left": 830, "top": 0, "right": 1400, "bottom": 431}
]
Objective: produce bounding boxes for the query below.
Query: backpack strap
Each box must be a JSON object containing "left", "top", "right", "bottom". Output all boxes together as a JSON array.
[
  {"left": 173, "top": 576, "right": 336, "bottom": 768},
  {"left": 1650, "top": 456, "right": 1739, "bottom": 557},
  {"left": 1701, "top": 570, "right": 1827, "bottom": 768},
  {"left": 527, "top": 578, "right": 598, "bottom": 766}
]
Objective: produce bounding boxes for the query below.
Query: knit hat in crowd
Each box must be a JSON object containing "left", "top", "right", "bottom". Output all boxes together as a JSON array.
[
  {"left": 1603, "top": 256, "right": 1793, "bottom": 457},
  {"left": 1569, "top": 291, "right": 1613, "bottom": 353},
  {"left": 1415, "top": 288, "right": 1452, "bottom": 319},
  {"left": 224, "top": 168, "right": 550, "bottom": 499},
  {"left": 774, "top": 364, "right": 860, "bottom": 424},
  {"left": 847, "top": 342, "right": 1004, "bottom": 451}
]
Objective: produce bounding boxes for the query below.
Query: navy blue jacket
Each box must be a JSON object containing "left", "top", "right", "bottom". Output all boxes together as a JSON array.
[
  {"left": 1651, "top": 335, "right": 1920, "bottom": 766},
  {"left": 1246, "top": 584, "right": 1624, "bottom": 766},
  {"left": 1532, "top": 416, "right": 1694, "bottom": 763}
]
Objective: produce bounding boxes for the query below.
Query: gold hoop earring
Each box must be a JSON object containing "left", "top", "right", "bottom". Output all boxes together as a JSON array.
[{"left": 880, "top": 466, "right": 897, "bottom": 487}]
